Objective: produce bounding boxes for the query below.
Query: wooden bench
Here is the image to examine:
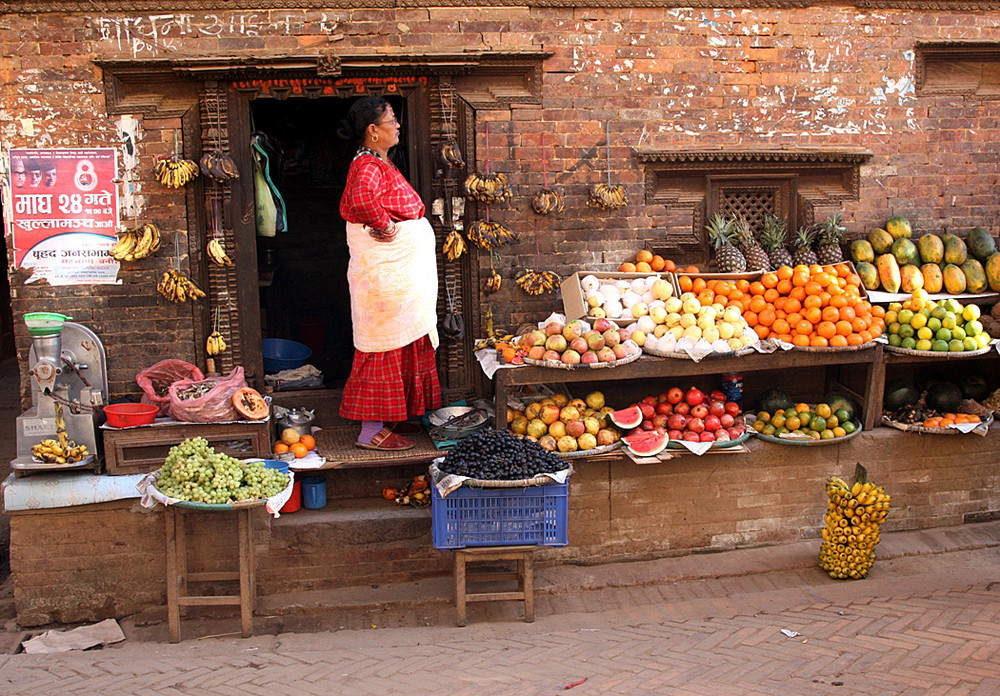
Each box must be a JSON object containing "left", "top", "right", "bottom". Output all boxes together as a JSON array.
[{"left": 454, "top": 545, "right": 535, "bottom": 626}]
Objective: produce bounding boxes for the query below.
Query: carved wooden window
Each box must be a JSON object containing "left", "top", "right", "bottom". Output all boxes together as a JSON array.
[{"left": 917, "top": 42, "right": 1000, "bottom": 96}]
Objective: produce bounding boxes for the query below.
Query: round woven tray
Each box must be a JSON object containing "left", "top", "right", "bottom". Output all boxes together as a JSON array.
[
  {"left": 664, "top": 428, "right": 752, "bottom": 450},
  {"left": 430, "top": 460, "right": 574, "bottom": 488},
  {"left": 780, "top": 340, "right": 879, "bottom": 353},
  {"left": 560, "top": 440, "right": 622, "bottom": 458},
  {"left": 884, "top": 343, "right": 995, "bottom": 358},
  {"left": 149, "top": 481, "right": 282, "bottom": 511},
  {"left": 881, "top": 414, "right": 992, "bottom": 434},
  {"left": 752, "top": 420, "right": 863, "bottom": 447},
  {"left": 523, "top": 349, "right": 641, "bottom": 370},
  {"left": 645, "top": 345, "right": 755, "bottom": 360}
]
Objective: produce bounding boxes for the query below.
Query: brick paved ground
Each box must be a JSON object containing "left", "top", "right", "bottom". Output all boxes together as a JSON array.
[{"left": 0, "top": 521, "right": 998, "bottom": 694}]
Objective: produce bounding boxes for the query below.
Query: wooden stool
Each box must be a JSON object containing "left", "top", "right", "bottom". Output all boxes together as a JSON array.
[
  {"left": 164, "top": 505, "right": 256, "bottom": 643},
  {"left": 454, "top": 545, "right": 535, "bottom": 626}
]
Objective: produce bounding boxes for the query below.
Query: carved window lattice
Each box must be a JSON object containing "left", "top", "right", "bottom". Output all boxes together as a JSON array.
[{"left": 719, "top": 189, "right": 777, "bottom": 231}]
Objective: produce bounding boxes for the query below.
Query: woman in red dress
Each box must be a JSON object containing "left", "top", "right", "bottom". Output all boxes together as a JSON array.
[{"left": 337, "top": 97, "right": 441, "bottom": 450}]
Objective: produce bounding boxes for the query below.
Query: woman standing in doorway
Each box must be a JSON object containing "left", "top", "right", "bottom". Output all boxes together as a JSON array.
[{"left": 337, "top": 96, "right": 441, "bottom": 451}]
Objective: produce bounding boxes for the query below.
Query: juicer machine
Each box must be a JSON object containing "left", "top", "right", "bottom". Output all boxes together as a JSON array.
[{"left": 12, "top": 314, "right": 108, "bottom": 473}]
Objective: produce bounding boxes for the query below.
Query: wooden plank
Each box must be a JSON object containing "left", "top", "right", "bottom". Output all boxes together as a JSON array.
[
  {"left": 165, "top": 507, "right": 181, "bottom": 643},
  {"left": 187, "top": 571, "right": 240, "bottom": 582},
  {"left": 454, "top": 550, "right": 466, "bottom": 627},
  {"left": 465, "top": 591, "right": 526, "bottom": 603},
  {"left": 238, "top": 507, "right": 254, "bottom": 638},
  {"left": 177, "top": 595, "right": 242, "bottom": 607}
]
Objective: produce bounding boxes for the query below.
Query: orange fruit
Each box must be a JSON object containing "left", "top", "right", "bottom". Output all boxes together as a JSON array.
[
  {"left": 678, "top": 275, "right": 693, "bottom": 292},
  {"left": 299, "top": 434, "right": 316, "bottom": 451},
  {"left": 273, "top": 442, "right": 290, "bottom": 454},
  {"left": 829, "top": 334, "right": 848, "bottom": 347},
  {"left": 817, "top": 321, "right": 837, "bottom": 339},
  {"left": 692, "top": 277, "right": 708, "bottom": 293},
  {"left": 619, "top": 261, "right": 637, "bottom": 272},
  {"left": 290, "top": 442, "right": 309, "bottom": 458},
  {"left": 810, "top": 336, "right": 829, "bottom": 347},
  {"left": 685, "top": 265, "right": 700, "bottom": 273},
  {"left": 762, "top": 272, "right": 779, "bottom": 288},
  {"left": 636, "top": 249, "right": 653, "bottom": 264},
  {"left": 663, "top": 259, "right": 677, "bottom": 272},
  {"left": 650, "top": 255, "right": 666, "bottom": 271},
  {"left": 635, "top": 261, "right": 653, "bottom": 273},
  {"left": 736, "top": 279, "right": 751, "bottom": 293},
  {"left": 776, "top": 266, "right": 794, "bottom": 280}
]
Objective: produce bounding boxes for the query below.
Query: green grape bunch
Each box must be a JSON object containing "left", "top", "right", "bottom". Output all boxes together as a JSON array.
[{"left": 156, "top": 437, "right": 289, "bottom": 504}]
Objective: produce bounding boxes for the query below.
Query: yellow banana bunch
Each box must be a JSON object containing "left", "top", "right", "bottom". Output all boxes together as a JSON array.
[
  {"left": 206, "top": 330, "right": 227, "bottom": 355},
  {"left": 515, "top": 268, "right": 559, "bottom": 296},
  {"left": 32, "top": 438, "right": 89, "bottom": 464},
  {"left": 154, "top": 157, "right": 200, "bottom": 188},
  {"left": 206, "top": 238, "right": 233, "bottom": 267},
  {"left": 484, "top": 269, "right": 502, "bottom": 294},
  {"left": 474, "top": 331, "right": 515, "bottom": 351},
  {"left": 531, "top": 188, "right": 565, "bottom": 215},
  {"left": 443, "top": 230, "right": 466, "bottom": 260},
  {"left": 439, "top": 138, "right": 465, "bottom": 168},
  {"left": 464, "top": 172, "right": 512, "bottom": 204},
  {"left": 589, "top": 183, "right": 629, "bottom": 210},
  {"left": 819, "top": 464, "right": 891, "bottom": 580},
  {"left": 199, "top": 151, "right": 240, "bottom": 181},
  {"left": 467, "top": 220, "right": 517, "bottom": 250},
  {"left": 157, "top": 269, "right": 206, "bottom": 303},
  {"left": 110, "top": 223, "right": 161, "bottom": 262}
]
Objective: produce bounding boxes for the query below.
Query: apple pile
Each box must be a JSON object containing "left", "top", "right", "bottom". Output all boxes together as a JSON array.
[
  {"left": 516, "top": 318, "right": 641, "bottom": 366},
  {"left": 578, "top": 274, "right": 675, "bottom": 322},
  {"left": 507, "top": 391, "right": 621, "bottom": 453},
  {"left": 628, "top": 386, "right": 746, "bottom": 444}
]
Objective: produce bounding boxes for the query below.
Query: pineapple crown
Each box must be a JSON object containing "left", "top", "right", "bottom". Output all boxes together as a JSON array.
[
  {"left": 760, "top": 214, "right": 787, "bottom": 250},
  {"left": 817, "top": 213, "right": 847, "bottom": 245},
  {"left": 734, "top": 215, "right": 756, "bottom": 245},
  {"left": 794, "top": 223, "right": 818, "bottom": 247},
  {"left": 704, "top": 213, "right": 736, "bottom": 248}
]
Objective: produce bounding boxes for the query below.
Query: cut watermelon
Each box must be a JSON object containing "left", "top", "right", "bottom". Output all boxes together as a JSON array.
[
  {"left": 623, "top": 430, "right": 669, "bottom": 456},
  {"left": 609, "top": 404, "right": 642, "bottom": 429}
]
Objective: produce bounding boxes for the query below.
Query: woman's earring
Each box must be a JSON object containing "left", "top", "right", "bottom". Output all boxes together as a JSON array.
[{"left": 372, "top": 134, "right": 379, "bottom": 142}]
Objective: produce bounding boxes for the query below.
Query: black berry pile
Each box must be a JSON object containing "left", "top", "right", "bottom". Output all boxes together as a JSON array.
[{"left": 439, "top": 430, "right": 567, "bottom": 480}]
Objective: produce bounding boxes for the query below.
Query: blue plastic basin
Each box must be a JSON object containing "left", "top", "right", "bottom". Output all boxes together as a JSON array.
[{"left": 262, "top": 338, "right": 312, "bottom": 372}]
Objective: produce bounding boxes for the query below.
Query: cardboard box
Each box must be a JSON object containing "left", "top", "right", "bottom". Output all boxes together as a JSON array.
[{"left": 561, "top": 271, "right": 679, "bottom": 324}]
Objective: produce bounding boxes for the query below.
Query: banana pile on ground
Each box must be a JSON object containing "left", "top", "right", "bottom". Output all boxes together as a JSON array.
[
  {"left": 32, "top": 437, "right": 89, "bottom": 464},
  {"left": 198, "top": 151, "right": 240, "bottom": 181},
  {"left": 154, "top": 157, "right": 200, "bottom": 188},
  {"left": 382, "top": 474, "right": 431, "bottom": 507},
  {"left": 588, "top": 183, "right": 629, "bottom": 210},
  {"left": 819, "top": 464, "right": 890, "bottom": 580},
  {"left": 157, "top": 269, "right": 206, "bottom": 303},
  {"left": 109, "top": 223, "right": 161, "bottom": 262},
  {"left": 464, "top": 172, "right": 512, "bottom": 204},
  {"left": 851, "top": 217, "right": 1000, "bottom": 294},
  {"left": 206, "top": 238, "right": 233, "bottom": 266}
]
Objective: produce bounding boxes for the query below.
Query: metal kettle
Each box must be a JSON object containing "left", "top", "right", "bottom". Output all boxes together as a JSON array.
[{"left": 277, "top": 407, "right": 315, "bottom": 436}]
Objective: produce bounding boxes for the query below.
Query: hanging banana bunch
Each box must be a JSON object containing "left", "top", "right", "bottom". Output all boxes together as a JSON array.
[
  {"left": 206, "top": 237, "right": 234, "bottom": 267},
  {"left": 154, "top": 157, "right": 200, "bottom": 188},
  {"left": 467, "top": 220, "right": 517, "bottom": 250},
  {"left": 439, "top": 137, "right": 465, "bottom": 168},
  {"left": 531, "top": 188, "right": 565, "bottom": 215},
  {"left": 206, "top": 330, "right": 228, "bottom": 356},
  {"left": 484, "top": 268, "right": 502, "bottom": 295},
  {"left": 157, "top": 269, "right": 206, "bottom": 303},
  {"left": 442, "top": 230, "right": 467, "bottom": 260},
  {"left": 588, "top": 183, "right": 629, "bottom": 211},
  {"left": 464, "top": 172, "right": 512, "bottom": 204},
  {"left": 199, "top": 151, "right": 240, "bottom": 181},
  {"left": 515, "top": 268, "right": 560, "bottom": 296},
  {"left": 109, "top": 223, "right": 161, "bottom": 262}
]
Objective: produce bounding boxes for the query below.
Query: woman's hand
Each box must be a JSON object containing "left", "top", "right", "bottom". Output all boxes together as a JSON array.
[{"left": 368, "top": 220, "right": 397, "bottom": 242}]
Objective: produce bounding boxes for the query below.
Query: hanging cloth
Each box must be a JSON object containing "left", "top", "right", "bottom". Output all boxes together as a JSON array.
[{"left": 251, "top": 133, "right": 287, "bottom": 236}]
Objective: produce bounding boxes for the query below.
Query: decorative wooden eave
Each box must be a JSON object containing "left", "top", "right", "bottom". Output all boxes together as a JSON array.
[{"left": 95, "top": 50, "right": 550, "bottom": 117}]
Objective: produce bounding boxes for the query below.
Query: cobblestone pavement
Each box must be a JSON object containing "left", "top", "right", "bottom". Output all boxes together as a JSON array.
[{"left": 1, "top": 521, "right": 998, "bottom": 694}]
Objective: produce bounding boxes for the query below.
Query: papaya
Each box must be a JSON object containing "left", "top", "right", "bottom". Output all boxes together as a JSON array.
[
  {"left": 849, "top": 239, "right": 875, "bottom": 264},
  {"left": 856, "top": 261, "right": 880, "bottom": 290},
  {"left": 961, "top": 258, "right": 987, "bottom": 293},
  {"left": 920, "top": 263, "right": 943, "bottom": 293},
  {"left": 899, "top": 264, "right": 924, "bottom": 293},
  {"left": 885, "top": 216, "right": 912, "bottom": 239},
  {"left": 942, "top": 263, "right": 967, "bottom": 294},
  {"left": 868, "top": 228, "right": 894, "bottom": 254},
  {"left": 916, "top": 233, "right": 944, "bottom": 265},
  {"left": 891, "top": 237, "right": 920, "bottom": 267},
  {"left": 941, "top": 233, "right": 968, "bottom": 265},
  {"left": 984, "top": 252, "right": 1000, "bottom": 291},
  {"left": 967, "top": 227, "right": 997, "bottom": 262},
  {"left": 876, "top": 253, "right": 901, "bottom": 293}
]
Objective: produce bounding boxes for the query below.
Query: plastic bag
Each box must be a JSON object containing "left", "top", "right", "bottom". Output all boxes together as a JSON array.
[
  {"left": 167, "top": 366, "right": 247, "bottom": 423},
  {"left": 136, "top": 359, "right": 205, "bottom": 416}
]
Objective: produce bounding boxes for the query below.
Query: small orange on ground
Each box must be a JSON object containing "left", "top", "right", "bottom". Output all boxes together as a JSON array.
[
  {"left": 290, "top": 442, "right": 309, "bottom": 458},
  {"left": 299, "top": 434, "right": 316, "bottom": 451}
]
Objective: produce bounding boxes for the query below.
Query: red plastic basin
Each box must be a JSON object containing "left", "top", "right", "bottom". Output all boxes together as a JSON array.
[{"left": 104, "top": 403, "right": 158, "bottom": 428}]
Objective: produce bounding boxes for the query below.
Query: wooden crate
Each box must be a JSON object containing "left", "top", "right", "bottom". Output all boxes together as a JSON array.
[{"left": 103, "top": 420, "right": 271, "bottom": 476}]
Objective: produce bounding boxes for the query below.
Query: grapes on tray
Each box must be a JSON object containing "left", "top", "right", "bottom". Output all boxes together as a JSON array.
[
  {"left": 155, "top": 437, "right": 289, "bottom": 504},
  {"left": 438, "top": 429, "right": 568, "bottom": 480}
]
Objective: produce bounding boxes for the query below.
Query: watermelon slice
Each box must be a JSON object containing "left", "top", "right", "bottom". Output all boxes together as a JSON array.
[
  {"left": 609, "top": 404, "right": 642, "bottom": 429},
  {"left": 623, "top": 430, "right": 669, "bottom": 456}
]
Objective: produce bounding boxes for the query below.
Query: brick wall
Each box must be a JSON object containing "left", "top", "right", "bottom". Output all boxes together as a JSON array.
[
  {"left": 4, "top": 7, "right": 1000, "bottom": 399},
  {"left": 10, "top": 428, "right": 1000, "bottom": 625}
]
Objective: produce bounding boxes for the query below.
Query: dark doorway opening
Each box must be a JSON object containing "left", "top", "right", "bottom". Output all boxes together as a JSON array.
[{"left": 249, "top": 95, "right": 409, "bottom": 386}]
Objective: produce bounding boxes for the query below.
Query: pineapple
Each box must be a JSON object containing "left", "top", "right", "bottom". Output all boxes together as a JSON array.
[
  {"left": 792, "top": 224, "right": 819, "bottom": 267},
  {"left": 815, "top": 213, "right": 846, "bottom": 265},
  {"left": 705, "top": 214, "right": 746, "bottom": 273},
  {"left": 734, "top": 216, "right": 771, "bottom": 272},
  {"left": 760, "top": 214, "right": 793, "bottom": 270}
]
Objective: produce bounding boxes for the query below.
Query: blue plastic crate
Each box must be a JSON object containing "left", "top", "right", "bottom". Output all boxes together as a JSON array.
[{"left": 431, "top": 481, "right": 569, "bottom": 550}]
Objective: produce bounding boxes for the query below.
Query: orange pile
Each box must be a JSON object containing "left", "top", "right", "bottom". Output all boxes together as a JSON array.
[
  {"left": 619, "top": 249, "right": 696, "bottom": 274},
  {"left": 676, "top": 263, "right": 885, "bottom": 348},
  {"left": 922, "top": 413, "right": 981, "bottom": 428}
]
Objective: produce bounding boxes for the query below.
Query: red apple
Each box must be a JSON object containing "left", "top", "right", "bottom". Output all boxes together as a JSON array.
[
  {"left": 704, "top": 415, "right": 721, "bottom": 432},
  {"left": 544, "top": 321, "right": 564, "bottom": 336},
  {"left": 666, "top": 387, "right": 684, "bottom": 404},
  {"left": 687, "top": 417, "right": 705, "bottom": 434},
  {"left": 594, "top": 317, "right": 614, "bottom": 333},
  {"left": 709, "top": 401, "right": 726, "bottom": 417},
  {"left": 667, "top": 413, "right": 687, "bottom": 431},
  {"left": 690, "top": 404, "right": 709, "bottom": 419}
]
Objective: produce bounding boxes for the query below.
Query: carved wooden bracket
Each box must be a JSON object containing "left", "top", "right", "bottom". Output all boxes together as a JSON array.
[{"left": 9, "top": 1, "right": 1000, "bottom": 10}]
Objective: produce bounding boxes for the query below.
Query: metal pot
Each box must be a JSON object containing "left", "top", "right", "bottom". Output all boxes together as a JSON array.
[{"left": 277, "top": 408, "right": 315, "bottom": 437}]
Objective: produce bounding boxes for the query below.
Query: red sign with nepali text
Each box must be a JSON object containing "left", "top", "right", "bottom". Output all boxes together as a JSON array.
[{"left": 5, "top": 148, "right": 120, "bottom": 285}]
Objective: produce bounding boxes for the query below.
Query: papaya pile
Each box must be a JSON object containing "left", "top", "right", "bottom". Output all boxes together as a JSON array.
[
  {"left": 819, "top": 464, "right": 890, "bottom": 580},
  {"left": 850, "top": 217, "right": 1000, "bottom": 295}
]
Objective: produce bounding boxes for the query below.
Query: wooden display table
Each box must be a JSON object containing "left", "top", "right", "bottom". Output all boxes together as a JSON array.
[
  {"left": 103, "top": 420, "right": 271, "bottom": 475},
  {"left": 164, "top": 504, "right": 257, "bottom": 642},
  {"left": 454, "top": 545, "right": 535, "bottom": 626}
]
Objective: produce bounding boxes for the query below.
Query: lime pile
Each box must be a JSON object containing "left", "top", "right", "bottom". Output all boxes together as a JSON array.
[
  {"left": 885, "top": 290, "right": 989, "bottom": 352},
  {"left": 752, "top": 402, "right": 857, "bottom": 440}
]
